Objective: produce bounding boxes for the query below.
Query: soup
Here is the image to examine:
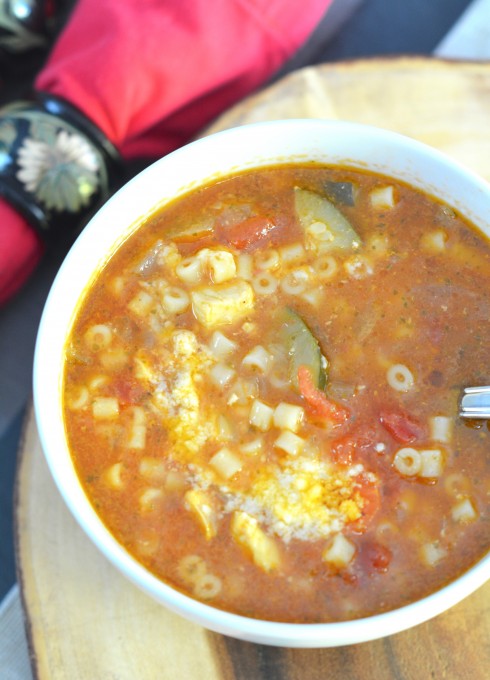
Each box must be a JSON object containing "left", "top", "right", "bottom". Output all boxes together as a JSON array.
[{"left": 63, "top": 164, "right": 490, "bottom": 623}]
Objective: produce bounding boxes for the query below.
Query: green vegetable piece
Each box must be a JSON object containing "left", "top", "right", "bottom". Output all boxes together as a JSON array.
[
  {"left": 324, "top": 181, "right": 358, "bottom": 207},
  {"left": 281, "top": 308, "right": 328, "bottom": 390},
  {"left": 294, "top": 187, "right": 361, "bottom": 252}
]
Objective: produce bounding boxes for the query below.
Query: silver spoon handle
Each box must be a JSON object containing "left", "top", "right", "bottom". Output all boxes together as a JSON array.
[{"left": 460, "top": 386, "right": 490, "bottom": 419}]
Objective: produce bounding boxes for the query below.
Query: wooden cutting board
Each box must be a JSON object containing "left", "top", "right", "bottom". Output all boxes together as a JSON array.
[{"left": 16, "top": 57, "right": 490, "bottom": 679}]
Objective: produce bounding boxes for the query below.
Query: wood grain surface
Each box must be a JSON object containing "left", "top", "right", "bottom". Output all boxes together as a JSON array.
[{"left": 16, "top": 57, "right": 490, "bottom": 679}]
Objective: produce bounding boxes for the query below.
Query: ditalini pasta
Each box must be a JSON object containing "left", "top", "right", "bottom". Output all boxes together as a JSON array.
[{"left": 63, "top": 164, "right": 490, "bottom": 623}]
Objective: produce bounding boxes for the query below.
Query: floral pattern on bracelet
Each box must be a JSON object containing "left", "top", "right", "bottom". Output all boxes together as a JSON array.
[{"left": 0, "top": 104, "right": 108, "bottom": 216}]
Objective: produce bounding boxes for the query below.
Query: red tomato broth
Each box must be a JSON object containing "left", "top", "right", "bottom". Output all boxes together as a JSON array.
[{"left": 63, "top": 164, "right": 490, "bottom": 623}]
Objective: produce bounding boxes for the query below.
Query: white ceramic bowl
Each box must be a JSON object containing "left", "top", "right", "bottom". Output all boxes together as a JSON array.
[{"left": 33, "top": 119, "right": 490, "bottom": 647}]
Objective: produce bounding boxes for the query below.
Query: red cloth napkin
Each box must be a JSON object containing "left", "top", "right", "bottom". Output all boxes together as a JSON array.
[{"left": 0, "top": 0, "right": 332, "bottom": 305}]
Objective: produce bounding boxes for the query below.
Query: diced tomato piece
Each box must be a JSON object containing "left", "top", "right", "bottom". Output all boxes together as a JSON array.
[
  {"left": 363, "top": 542, "right": 392, "bottom": 574},
  {"left": 219, "top": 216, "right": 276, "bottom": 251},
  {"left": 351, "top": 474, "right": 380, "bottom": 532},
  {"left": 379, "top": 410, "right": 425, "bottom": 444},
  {"left": 113, "top": 380, "right": 146, "bottom": 406},
  {"left": 331, "top": 426, "right": 377, "bottom": 466},
  {"left": 297, "top": 365, "right": 350, "bottom": 424},
  {"left": 331, "top": 436, "right": 356, "bottom": 465}
]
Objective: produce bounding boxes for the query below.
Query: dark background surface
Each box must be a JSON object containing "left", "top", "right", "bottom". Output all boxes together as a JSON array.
[{"left": 0, "top": 0, "right": 475, "bottom": 601}]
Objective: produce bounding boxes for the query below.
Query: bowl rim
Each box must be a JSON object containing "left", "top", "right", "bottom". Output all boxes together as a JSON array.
[{"left": 33, "top": 118, "right": 490, "bottom": 647}]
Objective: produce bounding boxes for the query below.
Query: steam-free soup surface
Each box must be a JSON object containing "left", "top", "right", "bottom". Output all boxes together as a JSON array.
[{"left": 63, "top": 165, "right": 490, "bottom": 622}]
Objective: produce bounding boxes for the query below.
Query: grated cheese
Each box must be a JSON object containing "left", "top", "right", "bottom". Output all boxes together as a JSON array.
[
  {"left": 128, "top": 325, "right": 373, "bottom": 543},
  {"left": 223, "top": 457, "right": 365, "bottom": 543},
  {"left": 135, "top": 330, "right": 218, "bottom": 457}
]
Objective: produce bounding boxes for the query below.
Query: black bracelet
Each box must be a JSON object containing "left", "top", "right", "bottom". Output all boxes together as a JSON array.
[
  {"left": 0, "top": 0, "right": 52, "bottom": 56},
  {"left": 0, "top": 92, "right": 124, "bottom": 242}
]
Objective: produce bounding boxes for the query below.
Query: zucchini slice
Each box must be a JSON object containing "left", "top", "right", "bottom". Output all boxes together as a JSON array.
[
  {"left": 324, "top": 180, "right": 358, "bottom": 207},
  {"left": 294, "top": 187, "right": 361, "bottom": 252},
  {"left": 281, "top": 308, "right": 328, "bottom": 390}
]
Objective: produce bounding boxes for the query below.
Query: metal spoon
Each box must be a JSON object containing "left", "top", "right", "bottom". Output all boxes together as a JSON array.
[{"left": 460, "top": 386, "right": 490, "bottom": 419}]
